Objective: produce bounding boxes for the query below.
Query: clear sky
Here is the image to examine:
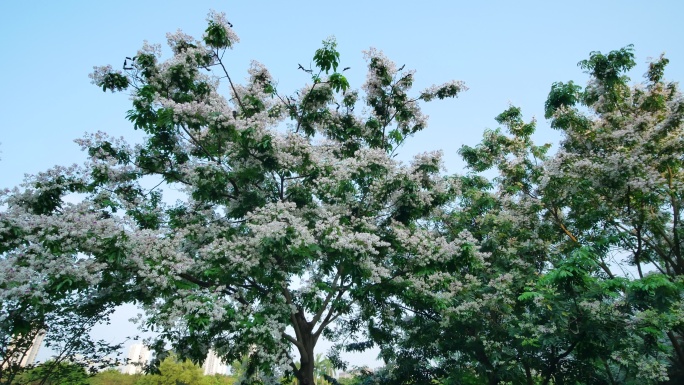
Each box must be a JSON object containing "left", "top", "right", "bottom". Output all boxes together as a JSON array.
[{"left": 2, "top": 0, "right": 684, "bottom": 370}]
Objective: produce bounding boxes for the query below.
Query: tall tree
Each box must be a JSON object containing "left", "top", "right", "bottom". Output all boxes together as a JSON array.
[
  {"left": 82, "top": 10, "right": 465, "bottom": 385},
  {"left": 543, "top": 45, "right": 684, "bottom": 382},
  {"left": 378, "top": 46, "right": 682, "bottom": 384},
  {"left": 1, "top": 174, "right": 129, "bottom": 384}
]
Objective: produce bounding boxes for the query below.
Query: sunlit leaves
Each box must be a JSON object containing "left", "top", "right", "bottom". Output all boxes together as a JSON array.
[
  {"left": 313, "top": 37, "right": 340, "bottom": 74},
  {"left": 544, "top": 81, "right": 582, "bottom": 120},
  {"left": 97, "top": 71, "right": 129, "bottom": 93},
  {"left": 328, "top": 72, "right": 349, "bottom": 93},
  {"left": 205, "top": 20, "right": 231, "bottom": 49}
]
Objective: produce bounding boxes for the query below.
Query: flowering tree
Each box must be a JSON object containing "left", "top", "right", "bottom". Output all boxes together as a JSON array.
[
  {"left": 375, "top": 47, "right": 683, "bottom": 384},
  {"left": 82, "top": 11, "right": 465, "bottom": 385},
  {"left": 372, "top": 108, "right": 648, "bottom": 384},
  {"left": 0, "top": 171, "right": 130, "bottom": 384},
  {"left": 542, "top": 45, "right": 684, "bottom": 382}
]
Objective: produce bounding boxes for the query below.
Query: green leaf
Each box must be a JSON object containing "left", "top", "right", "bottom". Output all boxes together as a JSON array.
[
  {"left": 517, "top": 291, "right": 542, "bottom": 301},
  {"left": 328, "top": 72, "right": 350, "bottom": 92},
  {"left": 313, "top": 37, "right": 340, "bottom": 74}
]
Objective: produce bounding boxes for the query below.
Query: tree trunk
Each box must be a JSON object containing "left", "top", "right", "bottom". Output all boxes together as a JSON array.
[
  {"left": 297, "top": 347, "right": 316, "bottom": 385},
  {"left": 293, "top": 315, "right": 318, "bottom": 385},
  {"left": 524, "top": 362, "right": 534, "bottom": 385},
  {"left": 667, "top": 331, "right": 684, "bottom": 370}
]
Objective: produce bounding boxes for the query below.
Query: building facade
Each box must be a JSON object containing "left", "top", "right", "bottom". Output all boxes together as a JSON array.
[
  {"left": 19, "top": 330, "right": 46, "bottom": 367},
  {"left": 122, "top": 344, "right": 150, "bottom": 375},
  {"left": 203, "top": 349, "right": 227, "bottom": 375},
  {"left": 1, "top": 329, "right": 46, "bottom": 370}
]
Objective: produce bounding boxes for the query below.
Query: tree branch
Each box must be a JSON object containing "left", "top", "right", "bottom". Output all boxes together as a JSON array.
[
  {"left": 178, "top": 273, "right": 248, "bottom": 305},
  {"left": 215, "top": 55, "right": 247, "bottom": 113},
  {"left": 283, "top": 332, "right": 305, "bottom": 351},
  {"left": 310, "top": 269, "right": 343, "bottom": 327},
  {"left": 281, "top": 287, "right": 305, "bottom": 347},
  {"left": 313, "top": 290, "right": 346, "bottom": 340}
]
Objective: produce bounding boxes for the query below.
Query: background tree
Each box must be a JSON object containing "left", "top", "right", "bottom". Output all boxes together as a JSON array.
[
  {"left": 205, "top": 373, "right": 237, "bottom": 385},
  {"left": 377, "top": 47, "right": 681, "bottom": 384},
  {"left": 543, "top": 45, "right": 684, "bottom": 382},
  {"left": 15, "top": 360, "right": 89, "bottom": 385},
  {"left": 89, "top": 369, "right": 140, "bottom": 385},
  {"left": 1, "top": 175, "right": 130, "bottom": 384},
  {"left": 136, "top": 354, "right": 209, "bottom": 385}
]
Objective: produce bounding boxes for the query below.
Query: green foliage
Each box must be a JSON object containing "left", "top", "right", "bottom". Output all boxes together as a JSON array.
[
  {"left": 205, "top": 374, "right": 237, "bottom": 385},
  {"left": 135, "top": 355, "right": 209, "bottom": 385},
  {"left": 578, "top": 44, "right": 636, "bottom": 85},
  {"left": 328, "top": 73, "right": 350, "bottom": 93},
  {"left": 100, "top": 72, "right": 129, "bottom": 93},
  {"left": 205, "top": 22, "right": 230, "bottom": 49},
  {"left": 90, "top": 369, "right": 140, "bottom": 385},
  {"left": 578, "top": 44, "right": 636, "bottom": 110},
  {"left": 647, "top": 54, "right": 670, "bottom": 83},
  {"left": 17, "top": 360, "right": 89, "bottom": 385},
  {"left": 314, "top": 38, "right": 341, "bottom": 74},
  {"left": 378, "top": 45, "right": 684, "bottom": 385},
  {"left": 544, "top": 81, "right": 582, "bottom": 119}
]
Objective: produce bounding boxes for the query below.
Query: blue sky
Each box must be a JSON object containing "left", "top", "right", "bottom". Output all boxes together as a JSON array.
[
  {"left": 2, "top": 0, "right": 684, "bottom": 370},
  {"left": 4, "top": 0, "right": 684, "bottom": 184}
]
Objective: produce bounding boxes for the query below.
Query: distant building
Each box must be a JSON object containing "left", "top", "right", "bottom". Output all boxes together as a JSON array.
[
  {"left": 0, "top": 329, "right": 46, "bottom": 371},
  {"left": 122, "top": 344, "right": 150, "bottom": 375},
  {"left": 0, "top": 329, "right": 45, "bottom": 368},
  {"left": 203, "top": 349, "right": 227, "bottom": 375},
  {"left": 20, "top": 330, "right": 46, "bottom": 367}
]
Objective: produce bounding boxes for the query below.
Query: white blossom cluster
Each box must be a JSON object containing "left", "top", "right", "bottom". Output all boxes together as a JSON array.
[
  {"left": 88, "top": 65, "right": 117, "bottom": 85},
  {"left": 205, "top": 9, "right": 240, "bottom": 48}
]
